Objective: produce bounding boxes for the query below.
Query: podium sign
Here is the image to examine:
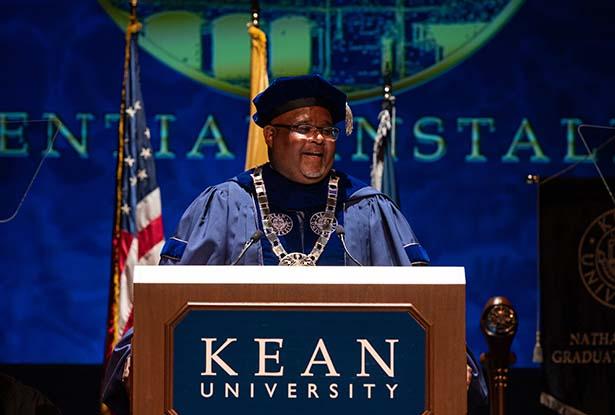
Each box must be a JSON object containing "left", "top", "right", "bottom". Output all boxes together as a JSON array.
[
  {"left": 133, "top": 266, "right": 466, "bottom": 415},
  {"left": 171, "top": 307, "right": 426, "bottom": 414}
]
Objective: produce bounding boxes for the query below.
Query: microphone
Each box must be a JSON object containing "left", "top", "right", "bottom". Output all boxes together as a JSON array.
[
  {"left": 335, "top": 225, "right": 363, "bottom": 266},
  {"left": 230, "top": 230, "right": 263, "bottom": 265}
]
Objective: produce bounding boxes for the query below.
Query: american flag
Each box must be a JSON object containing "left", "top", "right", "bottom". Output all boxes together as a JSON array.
[{"left": 105, "top": 17, "right": 164, "bottom": 359}]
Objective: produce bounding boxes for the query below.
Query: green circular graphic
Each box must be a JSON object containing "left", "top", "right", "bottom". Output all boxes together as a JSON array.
[{"left": 99, "top": 0, "right": 524, "bottom": 101}]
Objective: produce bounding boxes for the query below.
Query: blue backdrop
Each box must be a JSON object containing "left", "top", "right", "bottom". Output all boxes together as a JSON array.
[{"left": 1, "top": 0, "right": 613, "bottom": 366}]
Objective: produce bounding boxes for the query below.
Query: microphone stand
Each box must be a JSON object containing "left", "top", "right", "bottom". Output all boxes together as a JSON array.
[
  {"left": 230, "top": 230, "right": 263, "bottom": 265},
  {"left": 335, "top": 225, "right": 362, "bottom": 266}
]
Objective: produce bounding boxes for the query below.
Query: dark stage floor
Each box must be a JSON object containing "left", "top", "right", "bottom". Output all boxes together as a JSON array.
[{"left": 0, "top": 365, "right": 549, "bottom": 415}]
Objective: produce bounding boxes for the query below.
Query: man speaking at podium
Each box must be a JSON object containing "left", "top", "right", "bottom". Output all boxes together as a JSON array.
[
  {"left": 158, "top": 74, "right": 429, "bottom": 267},
  {"left": 102, "top": 75, "right": 487, "bottom": 414}
]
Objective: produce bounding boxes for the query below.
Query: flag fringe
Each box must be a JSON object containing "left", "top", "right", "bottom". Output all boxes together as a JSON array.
[{"left": 532, "top": 330, "right": 543, "bottom": 363}]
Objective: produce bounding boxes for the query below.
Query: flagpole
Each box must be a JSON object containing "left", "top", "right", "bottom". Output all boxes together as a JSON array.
[
  {"left": 102, "top": 2, "right": 140, "bottom": 414},
  {"left": 251, "top": 0, "right": 260, "bottom": 27},
  {"left": 383, "top": 63, "right": 396, "bottom": 157},
  {"left": 370, "top": 62, "right": 399, "bottom": 204},
  {"left": 106, "top": 0, "right": 142, "bottom": 360},
  {"left": 526, "top": 174, "right": 543, "bottom": 364},
  {"left": 383, "top": 65, "right": 398, "bottom": 205},
  {"left": 383, "top": 63, "right": 392, "bottom": 101},
  {"left": 245, "top": 0, "right": 270, "bottom": 169},
  {"left": 130, "top": 0, "right": 136, "bottom": 22}
]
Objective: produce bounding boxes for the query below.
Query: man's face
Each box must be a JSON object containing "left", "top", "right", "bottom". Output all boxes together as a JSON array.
[{"left": 264, "top": 106, "right": 336, "bottom": 184}]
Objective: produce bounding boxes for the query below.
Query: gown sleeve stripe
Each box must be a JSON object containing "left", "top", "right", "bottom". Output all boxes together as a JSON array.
[
  {"left": 404, "top": 243, "right": 430, "bottom": 265},
  {"left": 160, "top": 237, "right": 188, "bottom": 261}
]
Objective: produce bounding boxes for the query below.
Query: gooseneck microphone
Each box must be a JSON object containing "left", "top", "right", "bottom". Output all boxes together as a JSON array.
[
  {"left": 335, "top": 225, "right": 363, "bottom": 266},
  {"left": 230, "top": 230, "right": 264, "bottom": 265}
]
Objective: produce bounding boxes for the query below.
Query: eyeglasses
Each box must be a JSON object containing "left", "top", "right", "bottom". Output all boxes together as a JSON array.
[{"left": 270, "top": 124, "right": 340, "bottom": 141}]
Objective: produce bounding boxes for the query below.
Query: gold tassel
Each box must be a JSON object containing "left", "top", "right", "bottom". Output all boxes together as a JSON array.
[{"left": 345, "top": 102, "right": 353, "bottom": 135}]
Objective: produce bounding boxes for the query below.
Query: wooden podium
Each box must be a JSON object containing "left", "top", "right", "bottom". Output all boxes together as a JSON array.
[{"left": 133, "top": 266, "right": 466, "bottom": 415}]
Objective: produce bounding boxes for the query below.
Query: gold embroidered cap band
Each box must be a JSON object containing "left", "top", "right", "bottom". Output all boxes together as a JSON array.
[{"left": 252, "top": 166, "right": 339, "bottom": 266}]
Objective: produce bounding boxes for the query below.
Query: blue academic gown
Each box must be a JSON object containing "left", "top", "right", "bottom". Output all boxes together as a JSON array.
[
  {"left": 159, "top": 164, "right": 429, "bottom": 266},
  {"left": 102, "top": 164, "right": 487, "bottom": 413}
]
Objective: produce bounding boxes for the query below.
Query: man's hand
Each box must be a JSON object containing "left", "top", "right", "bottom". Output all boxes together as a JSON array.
[
  {"left": 466, "top": 364, "right": 473, "bottom": 390},
  {"left": 122, "top": 354, "right": 132, "bottom": 395}
]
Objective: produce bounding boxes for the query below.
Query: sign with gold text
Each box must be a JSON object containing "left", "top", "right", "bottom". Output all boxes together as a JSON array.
[{"left": 539, "top": 179, "right": 615, "bottom": 414}]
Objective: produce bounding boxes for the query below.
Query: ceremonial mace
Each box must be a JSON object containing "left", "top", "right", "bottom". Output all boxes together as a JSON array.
[{"left": 480, "top": 296, "right": 518, "bottom": 415}]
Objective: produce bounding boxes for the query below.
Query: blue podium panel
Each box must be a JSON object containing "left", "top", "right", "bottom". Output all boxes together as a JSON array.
[{"left": 168, "top": 306, "right": 427, "bottom": 415}]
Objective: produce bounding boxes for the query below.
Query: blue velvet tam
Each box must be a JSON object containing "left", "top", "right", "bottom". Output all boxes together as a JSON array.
[{"left": 252, "top": 74, "right": 352, "bottom": 133}]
